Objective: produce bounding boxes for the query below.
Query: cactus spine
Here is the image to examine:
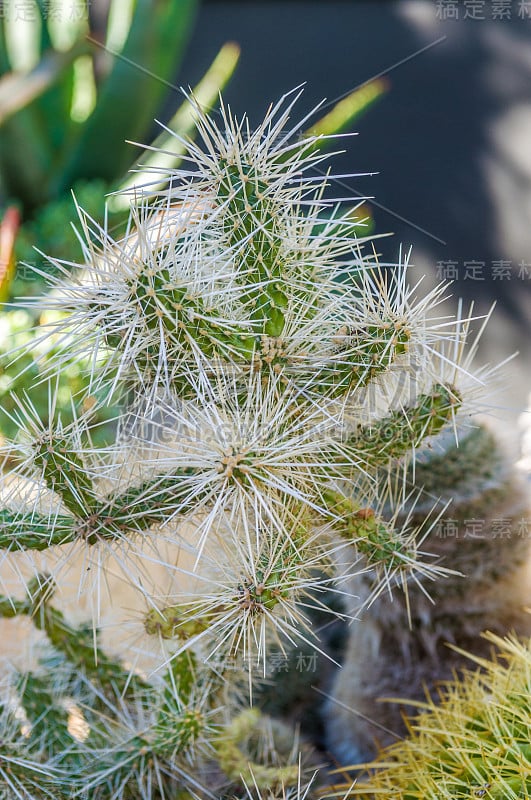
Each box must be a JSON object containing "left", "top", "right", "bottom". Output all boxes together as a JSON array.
[{"left": 335, "top": 632, "right": 531, "bottom": 799}]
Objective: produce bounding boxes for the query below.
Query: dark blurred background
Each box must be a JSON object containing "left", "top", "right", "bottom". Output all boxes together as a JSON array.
[{"left": 175, "top": 0, "right": 531, "bottom": 440}]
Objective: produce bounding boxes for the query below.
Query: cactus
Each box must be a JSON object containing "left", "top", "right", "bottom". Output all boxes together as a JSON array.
[
  {"left": 325, "top": 420, "right": 531, "bottom": 766},
  {"left": 331, "top": 632, "right": 531, "bottom": 799},
  {"left": 0, "top": 90, "right": 493, "bottom": 796},
  {"left": 0, "top": 72, "right": 386, "bottom": 453}
]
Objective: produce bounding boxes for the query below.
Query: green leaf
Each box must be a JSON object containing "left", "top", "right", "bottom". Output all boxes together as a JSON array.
[
  {"left": 0, "top": 42, "right": 87, "bottom": 126},
  {"left": 0, "top": 43, "right": 88, "bottom": 210},
  {"left": 0, "top": 17, "right": 11, "bottom": 73},
  {"left": 58, "top": 0, "right": 198, "bottom": 190},
  {"left": 0, "top": 114, "right": 51, "bottom": 210},
  {"left": 306, "top": 77, "right": 388, "bottom": 142}
]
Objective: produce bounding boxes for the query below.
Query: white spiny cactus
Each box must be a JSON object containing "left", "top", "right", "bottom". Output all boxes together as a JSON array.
[{"left": 0, "top": 89, "right": 491, "bottom": 798}]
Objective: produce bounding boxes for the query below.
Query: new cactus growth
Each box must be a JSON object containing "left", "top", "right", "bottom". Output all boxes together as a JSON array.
[{"left": 0, "top": 90, "right": 496, "bottom": 796}]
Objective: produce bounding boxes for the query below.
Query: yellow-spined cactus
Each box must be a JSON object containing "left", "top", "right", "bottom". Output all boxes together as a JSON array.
[{"left": 331, "top": 632, "right": 531, "bottom": 799}]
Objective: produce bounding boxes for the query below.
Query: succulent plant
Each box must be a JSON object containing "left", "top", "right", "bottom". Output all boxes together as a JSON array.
[
  {"left": 326, "top": 419, "right": 531, "bottom": 765},
  {"left": 0, "top": 89, "right": 491, "bottom": 797},
  {"left": 332, "top": 632, "right": 531, "bottom": 799}
]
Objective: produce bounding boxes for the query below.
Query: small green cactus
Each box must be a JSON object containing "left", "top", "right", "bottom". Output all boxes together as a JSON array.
[{"left": 0, "top": 90, "right": 496, "bottom": 797}]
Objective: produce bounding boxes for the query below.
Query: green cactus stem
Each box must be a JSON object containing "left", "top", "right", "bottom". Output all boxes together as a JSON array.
[
  {"left": 345, "top": 383, "right": 462, "bottom": 470},
  {"left": 0, "top": 576, "right": 148, "bottom": 697},
  {"left": 326, "top": 422, "right": 531, "bottom": 766}
]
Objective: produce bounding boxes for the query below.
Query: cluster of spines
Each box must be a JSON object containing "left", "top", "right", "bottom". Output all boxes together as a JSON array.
[
  {"left": 31, "top": 92, "right": 451, "bottom": 408},
  {"left": 2, "top": 382, "right": 460, "bottom": 556}
]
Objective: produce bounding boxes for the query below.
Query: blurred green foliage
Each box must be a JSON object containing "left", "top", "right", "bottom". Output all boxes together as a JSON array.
[
  {"left": 0, "top": 308, "right": 118, "bottom": 446},
  {"left": 0, "top": 0, "right": 198, "bottom": 214},
  {"left": 13, "top": 180, "right": 115, "bottom": 296}
]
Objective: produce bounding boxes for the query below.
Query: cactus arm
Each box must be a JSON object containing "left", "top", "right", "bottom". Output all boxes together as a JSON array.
[
  {"left": 94, "top": 262, "right": 256, "bottom": 377},
  {"left": 32, "top": 432, "right": 97, "bottom": 518},
  {"left": 0, "top": 576, "right": 148, "bottom": 696},
  {"left": 320, "top": 488, "right": 414, "bottom": 571},
  {"left": 345, "top": 383, "right": 462, "bottom": 469},
  {"left": 35, "top": 606, "right": 148, "bottom": 695},
  {"left": 216, "top": 160, "right": 291, "bottom": 337},
  {"left": 0, "top": 466, "right": 208, "bottom": 552},
  {"left": 0, "top": 509, "right": 76, "bottom": 551},
  {"left": 17, "top": 672, "right": 83, "bottom": 763},
  {"left": 310, "top": 320, "right": 411, "bottom": 397}
]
